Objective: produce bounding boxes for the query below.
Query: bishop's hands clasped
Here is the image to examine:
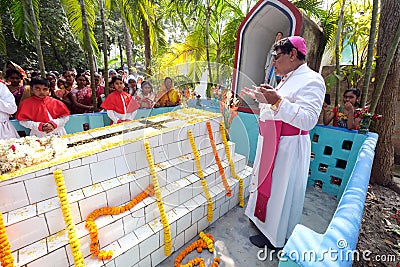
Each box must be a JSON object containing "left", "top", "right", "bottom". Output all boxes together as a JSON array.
[{"left": 242, "top": 84, "right": 280, "bottom": 105}]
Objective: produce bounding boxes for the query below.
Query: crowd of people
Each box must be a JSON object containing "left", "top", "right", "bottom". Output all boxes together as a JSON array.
[{"left": 0, "top": 62, "right": 183, "bottom": 139}]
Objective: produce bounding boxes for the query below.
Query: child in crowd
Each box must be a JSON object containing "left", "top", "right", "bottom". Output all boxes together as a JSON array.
[
  {"left": 16, "top": 78, "right": 70, "bottom": 137},
  {"left": 101, "top": 75, "right": 139, "bottom": 124},
  {"left": 322, "top": 88, "right": 362, "bottom": 130},
  {"left": 0, "top": 81, "right": 19, "bottom": 139},
  {"left": 136, "top": 81, "right": 155, "bottom": 109}
]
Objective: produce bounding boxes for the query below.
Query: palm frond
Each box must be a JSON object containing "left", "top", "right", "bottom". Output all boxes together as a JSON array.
[
  {"left": 11, "top": 0, "right": 36, "bottom": 42},
  {"left": 61, "top": 0, "right": 99, "bottom": 55}
]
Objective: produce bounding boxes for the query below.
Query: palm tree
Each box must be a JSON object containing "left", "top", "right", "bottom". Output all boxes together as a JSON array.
[{"left": 1, "top": 0, "right": 46, "bottom": 75}]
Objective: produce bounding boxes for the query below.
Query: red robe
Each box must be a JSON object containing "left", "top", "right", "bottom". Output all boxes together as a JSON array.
[
  {"left": 16, "top": 96, "right": 70, "bottom": 128},
  {"left": 101, "top": 91, "right": 139, "bottom": 114}
]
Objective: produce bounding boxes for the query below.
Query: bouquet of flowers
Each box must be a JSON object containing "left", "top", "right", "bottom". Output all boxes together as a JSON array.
[
  {"left": 354, "top": 107, "right": 382, "bottom": 134},
  {"left": 0, "top": 136, "right": 67, "bottom": 175},
  {"left": 220, "top": 90, "right": 239, "bottom": 133}
]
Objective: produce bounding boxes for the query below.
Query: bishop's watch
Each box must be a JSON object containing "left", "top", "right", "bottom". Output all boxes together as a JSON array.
[{"left": 270, "top": 96, "right": 283, "bottom": 111}]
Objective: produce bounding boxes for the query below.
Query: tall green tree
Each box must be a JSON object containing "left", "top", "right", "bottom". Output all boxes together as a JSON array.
[{"left": 370, "top": 0, "right": 400, "bottom": 186}]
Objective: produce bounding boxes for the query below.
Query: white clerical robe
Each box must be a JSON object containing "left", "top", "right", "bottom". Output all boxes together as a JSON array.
[
  {"left": 0, "top": 83, "right": 19, "bottom": 139},
  {"left": 245, "top": 63, "right": 326, "bottom": 247}
]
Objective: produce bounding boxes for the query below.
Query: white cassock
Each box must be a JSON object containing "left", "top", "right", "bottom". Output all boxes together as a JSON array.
[
  {"left": 245, "top": 63, "right": 326, "bottom": 247},
  {"left": 0, "top": 83, "right": 19, "bottom": 139}
]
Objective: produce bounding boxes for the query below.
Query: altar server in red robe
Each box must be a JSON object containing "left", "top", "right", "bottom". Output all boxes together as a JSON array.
[
  {"left": 16, "top": 77, "right": 70, "bottom": 137},
  {"left": 101, "top": 75, "right": 139, "bottom": 124}
]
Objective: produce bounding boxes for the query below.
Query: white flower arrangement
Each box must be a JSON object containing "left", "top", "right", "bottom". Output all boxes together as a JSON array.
[{"left": 0, "top": 136, "right": 67, "bottom": 175}]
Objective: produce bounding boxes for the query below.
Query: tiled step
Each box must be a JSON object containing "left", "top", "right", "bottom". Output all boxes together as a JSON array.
[{"left": 12, "top": 151, "right": 249, "bottom": 267}]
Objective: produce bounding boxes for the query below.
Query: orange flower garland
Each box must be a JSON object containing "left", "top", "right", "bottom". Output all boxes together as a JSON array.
[
  {"left": 144, "top": 141, "right": 172, "bottom": 256},
  {"left": 219, "top": 121, "right": 244, "bottom": 207},
  {"left": 53, "top": 170, "right": 85, "bottom": 267},
  {"left": 188, "top": 129, "right": 214, "bottom": 222},
  {"left": 174, "top": 232, "right": 220, "bottom": 267},
  {"left": 206, "top": 121, "right": 232, "bottom": 197},
  {"left": 85, "top": 185, "right": 154, "bottom": 260},
  {"left": 0, "top": 212, "right": 15, "bottom": 267}
]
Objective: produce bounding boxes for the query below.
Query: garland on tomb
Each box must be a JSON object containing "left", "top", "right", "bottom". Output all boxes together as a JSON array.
[
  {"left": 188, "top": 129, "right": 214, "bottom": 222},
  {"left": 85, "top": 185, "right": 154, "bottom": 260},
  {"left": 144, "top": 141, "right": 172, "bottom": 256},
  {"left": 53, "top": 170, "right": 85, "bottom": 267},
  {"left": 174, "top": 232, "right": 220, "bottom": 267},
  {"left": 219, "top": 121, "right": 244, "bottom": 207},
  {"left": 0, "top": 212, "right": 15, "bottom": 267},
  {"left": 206, "top": 121, "right": 232, "bottom": 197}
]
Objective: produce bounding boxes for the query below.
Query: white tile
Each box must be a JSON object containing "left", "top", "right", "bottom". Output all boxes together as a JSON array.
[
  {"left": 130, "top": 176, "right": 151, "bottom": 198},
  {"left": 177, "top": 212, "right": 192, "bottom": 234},
  {"left": 90, "top": 158, "right": 117, "bottom": 184},
  {"left": 115, "top": 154, "right": 136, "bottom": 177},
  {"left": 172, "top": 232, "right": 185, "bottom": 252},
  {"left": 137, "top": 255, "right": 151, "bottom": 267},
  {"left": 63, "top": 165, "right": 92, "bottom": 192},
  {"left": 69, "top": 158, "right": 82, "bottom": 168},
  {"left": 151, "top": 245, "right": 168, "bottom": 266},
  {"left": 122, "top": 141, "right": 142, "bottom": 154},
  {"left": 46, "top": 202, "right": 81, "bottom": 235},
  {"left": 7, "top": 216, "right": 49, "bottom": 250},
  {"left": 124, "top": 211, "right": 145, "bottom": 233},
  {"left": 134, "top": 224, "right": 154, "bottom": 243},
  {"left": 160, "top": 130, "right": 174, "bottom": 147},
  {"left": 166, "top": 166, "right": 182, "bottom": 183},
  {"left": 47, "top": 230, "right": 68, "bottom": 252},
  {"left": 25, "top": 174, "right": 57, "bottom": 204},
  {"left": 198, "top": 216, "right": 210, "bottom": 232},
  {"left": 27, "top": 247, "right": 69, "bottom": 267},
  {"left": 106, "top": 184, "right": 131, "bottom": 207},
  {"left": 35, "top": 168, "right": 51, "bottom": 177},
  {"left": 82, "top": 183, "right": 104, "bottom": 198},
  {"left": 144, "top": 202, "right": 160, "bottom": 223},
  {"left": 179, "top": 139, "right": 192, "bottom": 155},
  {"left": 184, "top": 223, "right": 198, "bottom": 244},
  {"left": 115, "top": 245, "right": 139, "bottom": 266},
  {"left": 78, "top": 192, "right": 107, "bottom": 220},
  {"left": 97, "top": 147, "right": 122, "bottom": 161},
  {"left": 6, "top": 203, "right": 36, "bottom": 225},
  {"left": 220, "top": 200, "right": 230, "bottom": 217},
  {"left": 163, "top": 190, "right": 179, "bottom": 212},
  {"left": 118, "top": 232, "right": 140, "bottom": 251},
  {"left": 81, "top": 154, "right": 98, "bottom": 165},
  {"left": 101, "top": 177, "right": 122, "bottom": 191},
  {"left": 135, "top": 149, "right": 150, "bottom": 170},
  {"left": 179, "top": 186, "right": 192, "bottom": 205},
  {"left": 167, "top": 142, "right": 182, "bottom": 160},
  {"left": 18, "top": 239, "right": 47, "bottom": 266},
  {"left": 99, "top": 219, "right": 125, "bottom": 247},
  {"left": 139, "top": 232, "right": 159, "bottom": 259},
  {"left": 68, "top": 189, "right": 85, "bottom": 203},
  {"left": 36, "top": 197, "right": 60, "bottom": 214},
  {"left": 153, "top": 146, "right": 168, "bottom": 165}
]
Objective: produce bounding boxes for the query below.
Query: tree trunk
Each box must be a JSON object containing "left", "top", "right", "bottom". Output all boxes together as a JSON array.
[
  {"left": 122, "top": 18, "right": 133, "bottom": 75},
  {"left": 79, "top": 0, "right": 97, "bottom": 111},
  {"left": 370, "top": 0, "right": 400, "bottom": 186},
  {"left": 361, "top": 0, "right": 379, "bottom": 108},
  {"left": 205, "top": 4, "right": 213, "bottom": 84},
  {"left": 142, "top": 19, "right": 152, "bottom": 78},
  {"left": 28, "top": 0, "right": 46, "bottom": 76},
  {"left": 334, "top": 0, "right": 345, "bottom": 106},
  {"left": 99, "top": 0, "right": 109, "bottom": 96},
  {"left": 118, "top": 36, "right": 123, "bottom": 69}
]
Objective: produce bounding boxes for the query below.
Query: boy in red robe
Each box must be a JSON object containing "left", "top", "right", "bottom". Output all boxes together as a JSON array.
[
  {"left": 101, "top": 75, "right": 139, "bottom": 124},
  {"left": 16, "top": 77, "right": 70, "bottom": 137}
]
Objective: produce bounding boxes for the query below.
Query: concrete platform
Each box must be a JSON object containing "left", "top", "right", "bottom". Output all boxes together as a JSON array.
[{"left": 157, "top": 186, "right": 338, "bottom": 267}]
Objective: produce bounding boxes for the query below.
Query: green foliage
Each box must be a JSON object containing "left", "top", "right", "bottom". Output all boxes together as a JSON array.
[{"left": 10, "top": 0, "right": 40, "bottom": 43}]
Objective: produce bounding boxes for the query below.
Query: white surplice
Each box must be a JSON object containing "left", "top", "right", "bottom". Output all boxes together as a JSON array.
[
  {"left": 0, "top": 83, "right": 19, "bottom": 139},
  {"left": 245, "top": 63, "right": 326, "bottom": 247}
]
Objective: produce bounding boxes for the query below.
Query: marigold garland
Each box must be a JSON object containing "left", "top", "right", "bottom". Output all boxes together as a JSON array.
[
  {"left": 174, "top": 232, "right": 220, "bottom": 267},
  {"left": 188, "top": 130, "right": 214, "bottom": 222},
  {"left": 219, "top": 121, "right": 244, "bottom": 207},
  {"left": 144, "top": 141, "right": 172, "bottom": 256},
  {"left": 85, "top": 185, "right": 154, "bottom": 260},
  {"left": 206, "top": 121, "right": 232, "bottom": 197},
  {"left": 53, "top": 169, "right": 85, "bottom": 267},
  {"left": 0, "top": 212, "right": 15, "bottom": 267}
]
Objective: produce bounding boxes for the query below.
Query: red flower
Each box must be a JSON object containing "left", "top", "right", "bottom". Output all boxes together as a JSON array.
[{"left": 10, "top": 145, "right": 16, "bottom": 152}]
